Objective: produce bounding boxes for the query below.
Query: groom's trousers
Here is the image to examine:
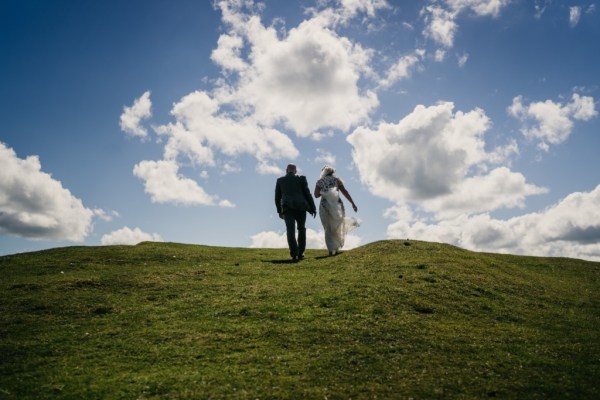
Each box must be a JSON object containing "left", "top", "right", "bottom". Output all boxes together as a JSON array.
[{"left": 284, "top": 209, "right": 307, "bottom": 258}]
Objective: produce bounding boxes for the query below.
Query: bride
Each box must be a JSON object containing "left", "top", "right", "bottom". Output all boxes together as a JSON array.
[{"left": 314, "top": 166, "right": 359, "bottom": 256}]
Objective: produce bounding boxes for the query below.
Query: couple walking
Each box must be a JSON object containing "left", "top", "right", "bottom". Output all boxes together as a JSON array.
[{"left": 275, "top": 164, "right": 358, "bottom": 261}]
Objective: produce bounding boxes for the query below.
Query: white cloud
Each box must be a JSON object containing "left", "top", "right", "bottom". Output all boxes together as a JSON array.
[
  {"left": 310, "top": 130, "right": 336, "bottom": 141},
  {"left": 422, "top": 0, "right": 510, "bottom": 48},
  {"left": 435, "top": 49, "right": 446, "bottom": 62},
  {"left": 348, "top": 102, "right": 546, "bottom": 219},
  {"left": 120, "top": 91, "right": 152, "bottom": 138},
  {"left": 249, "top": 228, "right": 362, "bottom": 250},
  {"left": 508, "top": 93, "right": 597, "bottom": 150},
  {"left": 0, "top": 143, "right": 95, "bottom": 241},
  {"left": 422, "top": 167, "right": 547, "bottom": 219},
  {"left": 133, "top": 159, "right": 232, "bottom": 206},
  {"left": 457, "top": 52, "right": 468, "bottom": 67},
  {"left": 422, "top": 5, "right": 458, "bottom": 48},
  {"left": 211, "top": 34, "right": 247, "bottom": 72},
  {"left": 379, "top": 49, "right": 425, "bottom": 88},
  {"left": 218, "top": 199, "right": 236, "bottom": 208},
  {"left": 387, "top": 184, "right": 600, "bottom": 261},
  {"left": 161, "top": 90, "right": 299, "bottom": 168},
  {"left": 339, "top": 0, "right": 390, "bottom": 18},
  {"left": 569, "top": 6, "right": 582, "bottom": 27},
  {"left": 93, "top": 209, "right": 119, "bottom": 222},
  {"left": 347, "top": 102, "right": 543, "bottom": 217},
  {"left": 445, "top": 0, "right": 510, "bottom": 17},
  {"left": 213, "top": 2, "right": 379, "bottom": 137},
  {"left": 129, "top": 0, "right": 387, "bottom": 206},
  {"left": 305, "top": 0, "right": 390, "bottom": 26},
  {"left": 315, "top": 148, "right": 337, "bottom": 165},
  {"left": 101, "top": 226, "right": 163, "bottom": 245}
]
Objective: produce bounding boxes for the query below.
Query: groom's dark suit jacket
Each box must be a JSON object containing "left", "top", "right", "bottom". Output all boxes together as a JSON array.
[{"left": 275, "top": 172, "right": 316, "bottom": 215}]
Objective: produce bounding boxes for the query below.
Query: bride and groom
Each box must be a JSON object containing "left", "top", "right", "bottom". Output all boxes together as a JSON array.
[{"left": 275, "top": 164, "right": 358, "bottom": 261}]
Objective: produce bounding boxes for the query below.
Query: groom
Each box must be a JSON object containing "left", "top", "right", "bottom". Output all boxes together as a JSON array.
[{"left": 275, "top": 164, "right": 317, "bottom": 262}]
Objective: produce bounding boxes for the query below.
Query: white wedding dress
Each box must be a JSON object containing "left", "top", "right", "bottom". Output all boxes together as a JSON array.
[{"left": 317, "top": 175, "right": 359, "bottom": 254}]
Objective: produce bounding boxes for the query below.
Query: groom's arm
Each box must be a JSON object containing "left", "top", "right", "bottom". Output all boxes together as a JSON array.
[
  {"left": 275, "top": 180, "right": 283, "bottom": 214},
  {"left": 301, "top": 176, "right": 316, "bottom": 214}
]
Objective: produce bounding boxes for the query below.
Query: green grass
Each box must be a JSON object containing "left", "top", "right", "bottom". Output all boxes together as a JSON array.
[{"left": 1, "top": 240, "right": 598, "bottom": 399}]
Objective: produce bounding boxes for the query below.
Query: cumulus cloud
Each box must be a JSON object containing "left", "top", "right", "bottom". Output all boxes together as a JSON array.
[
  {"left": 133, "top": 159, "right": 234, "bottom": 207},
  {"left": 249, "top": 228, "right": 362, "bottom": 250},
  {"left": 422, "top": 167, "right": 547, "bottom": 219},
  {"left": 120, "top": 91, "right": 152, "bottom": 138},
  {"left": 129, "top": 0, "right": 388, "bottom": 206},
  {"left": 422, "top": 5, "right": 457, "bottom": 48},
  {"left": 0, "top": 143, "right": 95, "bottom": 241},
  {"left": 213, "top": 0, "right": 379, "bottom": 137},
  {"left": 158, "top": 90, "right": 299, "bottom": 168},
  {"left": 101, "top": 226, "right": 163, "bottom": 245},
  {"left": 387, "top": 184, "right": 600, "bottom": 261},
  {"left": 508, "top": 93, "right": 597, "bottom": 151},
  {"left": 348, "top": 102, "right": 544, "bottom": 217},
  {"left": 422, "top": 0, "right": 510, "bottom": 48},
  {"left": 210, "top": 34, "right": 246, "bottom": 72}
]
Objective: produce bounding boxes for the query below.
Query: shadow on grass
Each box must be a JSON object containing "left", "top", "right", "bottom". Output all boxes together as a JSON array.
[
  {"left": 267, "top": 252, "right": 342, "bottom": 263},
  {"left": 269, "top": 259, "right": 299, "bottom": 264}
]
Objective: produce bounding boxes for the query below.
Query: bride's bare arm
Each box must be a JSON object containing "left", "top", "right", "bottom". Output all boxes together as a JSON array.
[
  {"left": 338, "top": 181, "right": 357, "bottom": 212},
  {"left": 314, "top": 184, "right": 321, "bottom": 198}
]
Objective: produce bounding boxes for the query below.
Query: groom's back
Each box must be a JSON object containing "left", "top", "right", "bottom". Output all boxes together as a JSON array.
[{"left": 277, "top": 174, "right": 311, "bottom": 212}]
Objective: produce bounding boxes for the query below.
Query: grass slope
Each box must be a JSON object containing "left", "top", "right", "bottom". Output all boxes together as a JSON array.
[{"left": 0, "top": 240, "right": 599, "bottom": 399}]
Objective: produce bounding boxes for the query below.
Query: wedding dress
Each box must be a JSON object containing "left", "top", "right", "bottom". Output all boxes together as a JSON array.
[{"left": 317, "top": 175, "right": 358, "bottom": 254}]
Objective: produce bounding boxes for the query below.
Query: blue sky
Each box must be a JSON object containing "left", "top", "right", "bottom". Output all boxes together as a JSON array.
[{"left": 1, "top": 0, "right": 600, "bottom": 260}]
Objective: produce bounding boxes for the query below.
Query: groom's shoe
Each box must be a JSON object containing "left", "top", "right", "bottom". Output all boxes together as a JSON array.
[
  {"left": 298, "top": 254, "right": 305, "bottom": 260},
  {"left": 290, "top": 256, "right": 298, "bottom": 263}
]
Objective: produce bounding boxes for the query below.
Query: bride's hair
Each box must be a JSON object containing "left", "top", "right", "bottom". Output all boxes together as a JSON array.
[{"left": 320, "top": 166, "right": 335, "bottom": 179}]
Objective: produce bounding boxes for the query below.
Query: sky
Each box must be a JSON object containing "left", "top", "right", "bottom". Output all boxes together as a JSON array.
[{"left": 1, "top": 0, "right": 600, "bottom": 261}]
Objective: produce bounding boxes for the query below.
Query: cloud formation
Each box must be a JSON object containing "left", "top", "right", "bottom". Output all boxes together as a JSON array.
[
  {"left": 508, "top": 93, "right": 597, "bottom": 151},
  {"left": 160, "top": 90, "right": 299, "bottom": 168},
  {"left": 120, "top": 91, "right": 152, "bottom": 138},
  {"left": 0, "top": 143, "right": 94, "bottom": 241},
  {"left": 422, "top": 0, "right": 510, "bottom": 48},
  {"left": 101, "top": 226, "right": 163, "bottom": 245},
  {"left": 133, "top": 159, "right": 233, "bottom": 207},
  {"left": 125, "top": 0, "right": 390, "bottom": 207},
  {"left": 379, "top": 49, "right": 425, "bottom": 88},
  {"left": 569, "top": 6, "right": 582, "bottom": 27},
  {"left": 212, "top": 1, "right": 379, "bottom": 137},
  {"left": 387, "top": 184, "right": 600, "bottom": 261},
  {"left": 347, "top": 101, "right": 544, "bottom": 217}
]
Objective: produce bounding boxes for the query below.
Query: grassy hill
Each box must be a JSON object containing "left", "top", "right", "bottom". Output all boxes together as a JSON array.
[{"left": 0, "top": 240, "right": 598, "bottom": 399}]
